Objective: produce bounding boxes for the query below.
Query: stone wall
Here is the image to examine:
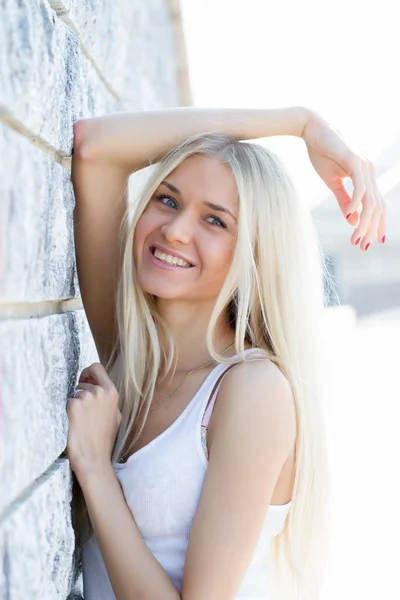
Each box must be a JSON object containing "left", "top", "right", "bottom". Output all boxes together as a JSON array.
[{"left": 0, "top": 1, "right": 187, "bottom": 597}]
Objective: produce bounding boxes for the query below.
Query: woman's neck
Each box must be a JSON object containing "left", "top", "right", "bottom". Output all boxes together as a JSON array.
[{"left": 155, "top": 299, "right": 235, "bottom": 372}]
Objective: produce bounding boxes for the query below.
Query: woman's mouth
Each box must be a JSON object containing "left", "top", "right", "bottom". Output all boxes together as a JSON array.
[{"left": 149, "top": 246, "right": 194, "bottom": 270}]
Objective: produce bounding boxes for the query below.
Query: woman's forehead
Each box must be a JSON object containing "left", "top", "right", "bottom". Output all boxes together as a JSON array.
[{"left": 166, "top": 155, "right": 238, "bottom": 202}]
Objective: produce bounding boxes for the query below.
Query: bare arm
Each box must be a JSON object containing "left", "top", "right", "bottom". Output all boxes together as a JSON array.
[
  {"left": 79, "top": 465, "right": 180, "bottom": 600},
  {"left": 76, "top": 359, "right": 295, "bottom": 600},
  {"left": 76, "top": 106, "right": 310, "bottom": 172},
  {"left": 181, "top": 359, "right": 296, "bottom": 598},
  {"left": 71, "top": 105, "right": 309, "bottom": 361},
  {"left": 71, "top": 145, "right": 129, "bottom": 365},
  {"left": 73, "top": 104, "right": 382, "bottom": 368}
]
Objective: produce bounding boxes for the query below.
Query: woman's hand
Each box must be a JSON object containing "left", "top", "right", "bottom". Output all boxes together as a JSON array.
[
  {"left": 66, "top": 363, "right": 122, "bottom": 480},
  {"left": 302, "top": 110, "right": 387, "bottom": 251}
]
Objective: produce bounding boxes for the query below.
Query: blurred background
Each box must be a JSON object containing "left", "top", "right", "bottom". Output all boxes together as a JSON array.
[{"left": 1, "top": 0, "right": 399, "bottom": 598}]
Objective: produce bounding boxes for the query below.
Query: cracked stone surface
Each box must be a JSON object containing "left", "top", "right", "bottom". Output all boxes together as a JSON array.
[
  {"left": 1, "top": 0, "right": 181, "bottom": 596},
  {"left": 49, "top": 0, "right": 179, "bottom": 109},
  {"left": 0, "top": 0, "right": 122, "bottom": 154},
  {"left": 0, "top": 310, "right": 99, "bottom": 514},
  {"left": 0, "top": 460, "right": 77, "bottom": 599},
  {"left": 0, "top": 124, "right": 79, "bottom": 303},
  {"left": 0, "top": 0, "right": 178, "bottom": 154}
]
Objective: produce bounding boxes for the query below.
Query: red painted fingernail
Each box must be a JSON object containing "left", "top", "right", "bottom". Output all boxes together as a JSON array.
[
  {"left": 346, "top": 213, "right": 353, "bottom": 220},
  {"left": 355, "top": 237, "right": 361, "bottom": 246},
  {"left": 365, "top": 243, "right": 370, "bottom": 251},
  {"left": 382, "top": 235, "right": 386, "bottom": 244}
]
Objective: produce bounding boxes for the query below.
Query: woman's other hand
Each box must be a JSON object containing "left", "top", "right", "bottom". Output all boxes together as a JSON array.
[
  {"left": 302, "top": 110, "right": 387, "bottom": 251},
  {"left": 66, "top": 363, "right": 122, "bottom": 480}
]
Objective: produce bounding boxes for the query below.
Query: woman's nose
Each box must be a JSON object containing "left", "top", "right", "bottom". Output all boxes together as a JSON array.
[{"left": 160, "top": 212, "right": 194, "bottom": 245}]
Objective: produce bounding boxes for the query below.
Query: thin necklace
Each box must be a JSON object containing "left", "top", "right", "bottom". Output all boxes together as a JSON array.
[
  {"left": 148, "top": 341, "right": 235, "bottom": 414},
  {"left": 119, "top": 342, "right": 235, "bottom": 463}
]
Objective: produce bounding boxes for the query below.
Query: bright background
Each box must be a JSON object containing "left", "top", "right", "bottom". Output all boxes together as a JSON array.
[
  {"left": 180, "top": 1, "right": 400, "bottom": 598},
  {"left": 180, "top": 0, "right": 399, "bottom": 208}
]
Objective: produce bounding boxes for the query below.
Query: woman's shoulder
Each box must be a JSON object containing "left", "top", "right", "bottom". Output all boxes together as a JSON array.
[
  {"left": 208, "top": 351, "right": 296, "bottom": 466},
  {"left": 214, "top": 349, "right": 295, "bottom": 430},
  {"left": 228, "top": 345, "right": 286, "bottom": 381},
  {"left": 227, "top": 352, "right": 292, "bottom": 397}
]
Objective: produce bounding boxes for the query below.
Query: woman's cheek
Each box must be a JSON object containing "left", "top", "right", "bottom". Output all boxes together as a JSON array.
[
  {"left": 133, "top": 213, "right": 153, "bottom": 251},
  {"left": 205, "top": 246, "right": 234, "bottom": 279}
]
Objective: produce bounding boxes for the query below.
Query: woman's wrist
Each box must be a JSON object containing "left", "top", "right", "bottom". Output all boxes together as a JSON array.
[
  {"left": 294, "top": 105, "right": 313, "bottom": 138},
  {"left": 224, "top": 105, "right": 311, "bottom": 140},
  {"left": 266, "top": 105, "right": 311, "bottom": 139}
]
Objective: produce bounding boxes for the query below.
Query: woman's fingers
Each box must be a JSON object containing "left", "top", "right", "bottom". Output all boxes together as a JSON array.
[
  {"left": 71, "top": 382, "right": 95, "bottom": 396},
  {"left": 78, "top": 362, "right": 115, "bottom": 392},
  {"left": 79, "top": 374, "right": 97, "bottom": 386},
  {"left": 377, "top": 194, "right": 387, "bottom": 244},
  {"left": 368, "top": 161, "right": 386, "bottom": 246},
  {"left": 348, "top": 158, "right": 386, "bottom": 251},
  {"left": 361, "top": 202, "right": 382, "bottom": 250},
  {"left": 303, "top": 117, "right": 387, "bottom": 250},
  {"left": 332, "top": 179, "right": 353, "bottom": 213},
  {"left": 345, "top": 154, "right": 366, "bottom": 215},
  {"left": 330, "top": 181, "right": 359, "bottom": 227},
  {"left": 78, "top": 366, "right": 96, "bottom": 385},
  {"left": 350, "top": 161, "right": 375, "bottom": 250},
  {"left": 365, "top": 168, "right": 385, "bottom": 246}
]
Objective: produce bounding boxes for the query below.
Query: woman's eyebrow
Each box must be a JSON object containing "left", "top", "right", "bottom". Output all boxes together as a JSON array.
[
  {"left": 203, "top": 201, "right": 237, "bottom": 222},
  {"left": 161, "top": 180, "right": 237, "bottom": 222},
  {"left": 162, "top": 180, "right": 181, "bottom": 195}
]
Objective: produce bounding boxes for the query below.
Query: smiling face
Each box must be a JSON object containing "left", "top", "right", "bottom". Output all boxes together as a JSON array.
[{"left": 133, "top": 154, "right": 239, "bottom": 302}]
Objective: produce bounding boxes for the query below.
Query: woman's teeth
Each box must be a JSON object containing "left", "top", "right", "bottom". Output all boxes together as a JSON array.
[{"left": 153, "top": 248, "right": 192, "bottom": 268}]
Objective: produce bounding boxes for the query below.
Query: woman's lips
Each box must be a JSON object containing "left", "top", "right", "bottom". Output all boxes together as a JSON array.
[
  {"left": 148, "top": 246, "right": 194, "bottom": 271},
  {"left": 151, "top": 244, "right": 194, "bottom": 266}
]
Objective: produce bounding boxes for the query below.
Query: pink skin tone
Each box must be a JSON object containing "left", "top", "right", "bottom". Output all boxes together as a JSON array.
[{"left": 133, "top": 155, "right": 239, "bottom": 307}]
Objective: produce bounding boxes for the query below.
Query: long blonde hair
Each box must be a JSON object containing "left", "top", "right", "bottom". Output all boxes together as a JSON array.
[{"left": 72, "top": 133, "right": 331, "bottom": 598}]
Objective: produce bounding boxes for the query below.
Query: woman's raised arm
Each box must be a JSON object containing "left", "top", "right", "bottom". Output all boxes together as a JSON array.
[
  {"left": 75, "top": 106, "right": 308, "bottom": 171},
  {"left": 75, "top": 106, "right": 386, "bottom": 250}
]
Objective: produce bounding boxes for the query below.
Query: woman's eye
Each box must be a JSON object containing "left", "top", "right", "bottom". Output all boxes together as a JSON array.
[
  {"left": 206, "top": 216, "right": 226, "bottom": 229},
  {"left": 156, "top": 194, "right": 178, "bottom": 209},
  {"left": 154, "top": 195, "right": 226, "bottom": 229}
]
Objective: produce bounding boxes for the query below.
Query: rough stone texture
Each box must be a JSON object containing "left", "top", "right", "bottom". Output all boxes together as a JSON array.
[
  {"left": 49, "top": 0, "right": 179, "bottom": 108},
  {"left": 0, "top": 310, "right": 99, "bottom": 513},
  {"left": 66, "top": 574, "right": 84, "bottom": 599},
  {"left": 0, "top": 124, "right": 79, "bottom": 303},
  {"left": 0, "top": 0, "right": 122, "bottom": 154},
  {"left": 0, "top": 0, "right": 179, "bottom": 156},
  {"left": 0, "top": 0, "right": 182, "bottom": 596},
  {"left": 0, "top": 459, "right": 76, "bottom": 600}
]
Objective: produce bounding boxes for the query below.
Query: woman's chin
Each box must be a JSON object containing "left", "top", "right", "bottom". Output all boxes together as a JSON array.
[{"left": 136, "top": 277, "right": 188, "bottom": 300}]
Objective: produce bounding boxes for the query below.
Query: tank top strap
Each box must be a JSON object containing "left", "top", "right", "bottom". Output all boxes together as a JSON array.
[
  {"left": 200, "top": 348, "right": 265, "bottom": 429},
  {"left": 201, "top": 363, "right": 237, "bottom": 429}
]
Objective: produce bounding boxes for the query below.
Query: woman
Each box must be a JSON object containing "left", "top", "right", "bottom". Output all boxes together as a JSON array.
[{"left": 67, "top": 107, "right": 386, "bottom": 600}]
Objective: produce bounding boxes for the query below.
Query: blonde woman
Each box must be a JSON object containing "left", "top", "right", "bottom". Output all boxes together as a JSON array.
[{"left": 66, "top": 107, "right": 386, "bottom": 600}]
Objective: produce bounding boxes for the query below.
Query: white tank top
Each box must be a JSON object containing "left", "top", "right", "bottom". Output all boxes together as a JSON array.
[{"left": 82, "top": 349, "right": 291, "bottom": 599}]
